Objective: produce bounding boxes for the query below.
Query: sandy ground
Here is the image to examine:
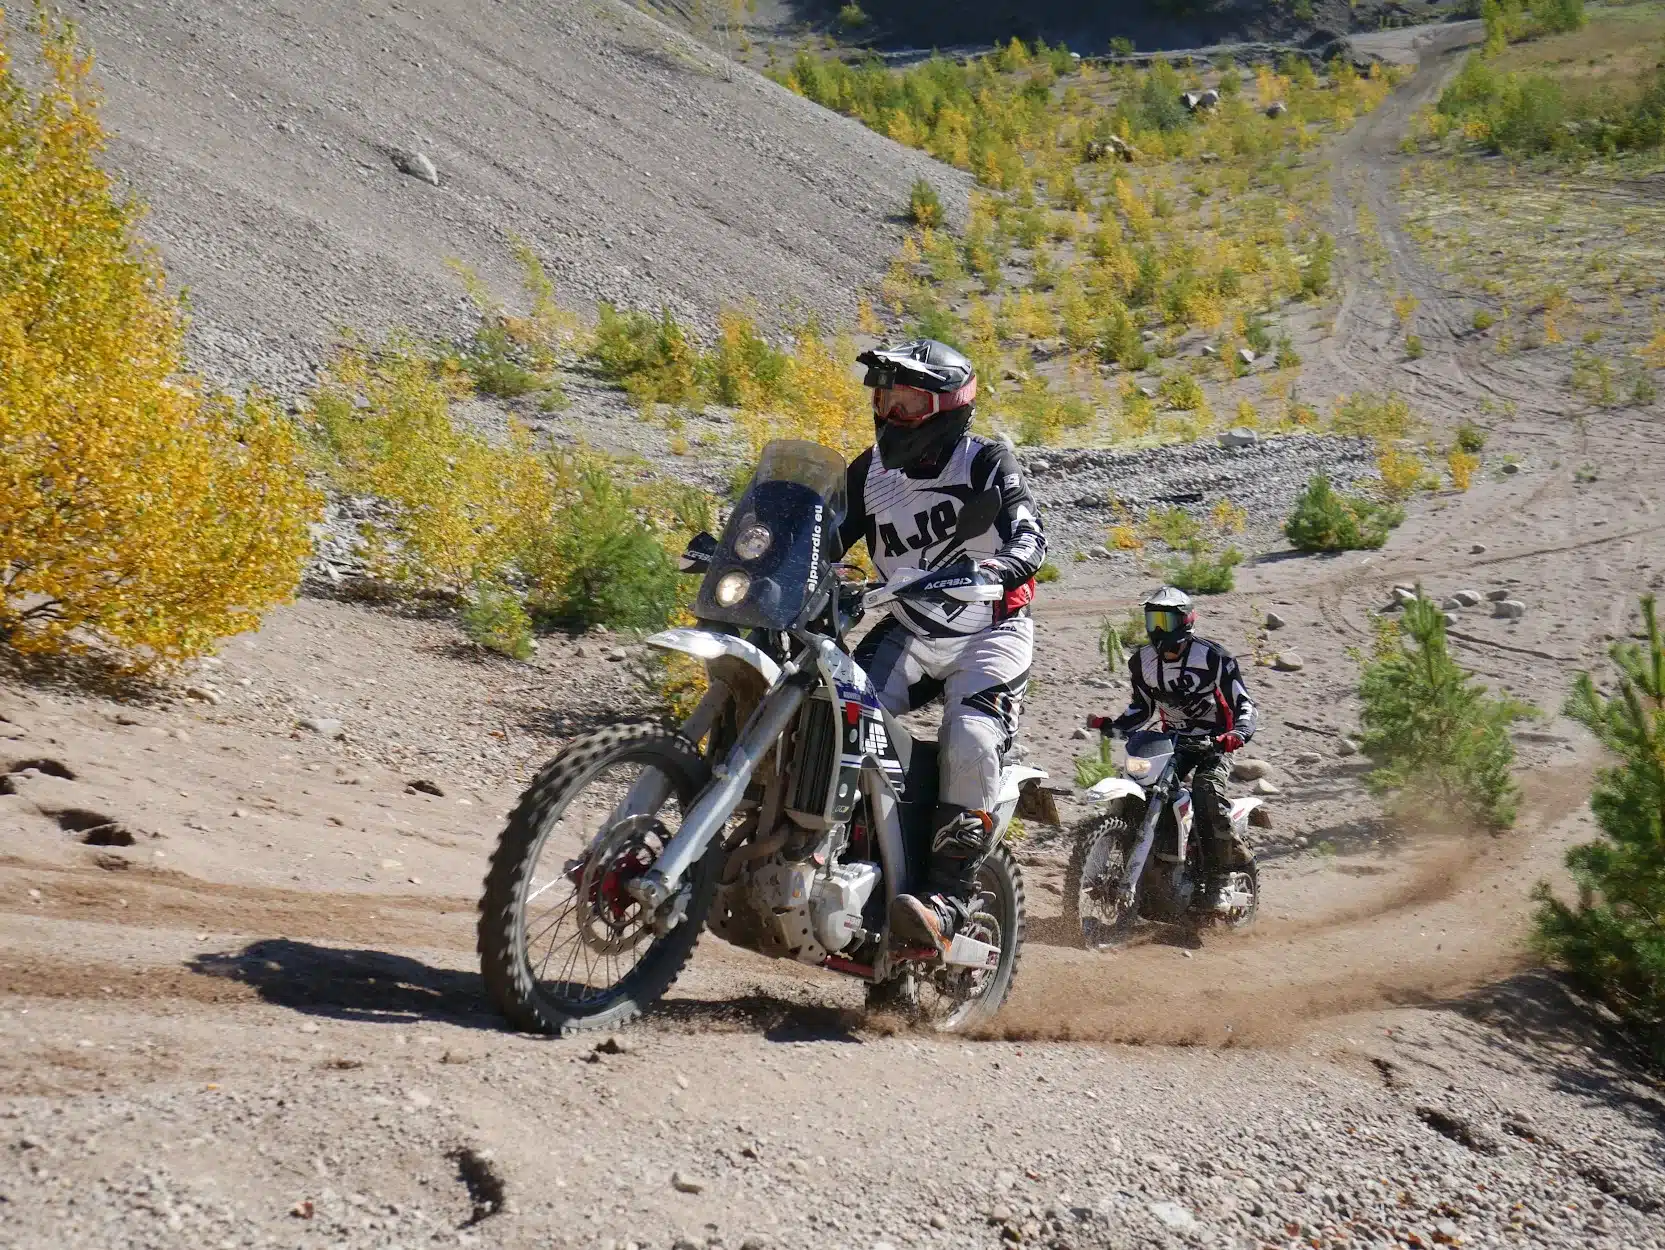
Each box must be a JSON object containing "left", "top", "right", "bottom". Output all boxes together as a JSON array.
[{"left": 3, "top": 17, "right": 1664, "bottom": 1250}]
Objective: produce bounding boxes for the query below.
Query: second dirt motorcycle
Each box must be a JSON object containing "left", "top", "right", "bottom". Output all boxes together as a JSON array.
[
  {"left": 478, "top": 440, "right": 1049, "bottom": 1035},
  {"left": 1063, "top": 728, "right": 1267, "bottom": 949}
]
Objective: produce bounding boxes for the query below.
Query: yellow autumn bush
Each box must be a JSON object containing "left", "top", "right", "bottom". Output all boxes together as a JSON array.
[{"left": 0, "top": 9, "right": 317, "bottom": 667}]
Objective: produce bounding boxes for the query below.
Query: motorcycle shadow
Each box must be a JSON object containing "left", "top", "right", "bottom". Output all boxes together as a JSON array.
[{"left": 189, "top": 938, "right": 866, "bottom": 1042}]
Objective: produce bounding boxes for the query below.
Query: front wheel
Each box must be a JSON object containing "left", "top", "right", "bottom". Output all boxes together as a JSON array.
[
  {"left": 477, "top": 724, "right": 718, "bottom": 1035},
  {"left": 867, "top": 842, "right": 1025, "bottom": 1032},
  {"left": 1062, "top": 810, "right": 1137, "bottom": 950}
]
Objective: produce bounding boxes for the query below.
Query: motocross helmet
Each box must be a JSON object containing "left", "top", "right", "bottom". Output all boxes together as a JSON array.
[
  {"left": 1143, "top": 585, "right": 1196, "bottom": 653},
  {"left": 856, "top": 339, "right": 977, "bottom": 473}
]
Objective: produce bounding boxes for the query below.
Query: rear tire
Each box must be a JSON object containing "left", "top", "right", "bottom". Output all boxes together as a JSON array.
[
  {"left": 1063, "top": 811, "right": 1136, "bottom": 950},
  {"left": 477, "top": 724, "right": 716, "bottom": 1036},
  {"left": 873, "top": 842, "right": 1025, "bottom": 1032}
]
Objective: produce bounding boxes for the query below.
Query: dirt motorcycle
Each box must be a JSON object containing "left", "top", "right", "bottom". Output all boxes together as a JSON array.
[
  {"left": 1062, "top": 727, "right": 1267, "bottom": 949},
  {"left": 478, "top": 439, "right": 1049, "bottom": 1034}
]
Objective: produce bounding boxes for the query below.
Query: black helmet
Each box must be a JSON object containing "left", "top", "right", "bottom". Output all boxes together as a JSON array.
[
  {"left": 856, "top": 339, "right": 977, "bottom": 473},
  {"left": 1143, "top": 585, "right": 1196, "bottom": 651}
]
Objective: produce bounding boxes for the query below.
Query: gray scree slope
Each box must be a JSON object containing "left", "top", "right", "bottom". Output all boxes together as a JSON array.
[{"left": 58, "top": 0, "right": 971, "bottom": 392}]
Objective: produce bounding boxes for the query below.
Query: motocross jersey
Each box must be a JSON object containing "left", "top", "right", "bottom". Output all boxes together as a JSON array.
[
  {"left": 1111, "top": 636, "right": 1259, "bottom": 743},
  {"left": 837, "top": 435, "right": 1046, "bottom": 641}
]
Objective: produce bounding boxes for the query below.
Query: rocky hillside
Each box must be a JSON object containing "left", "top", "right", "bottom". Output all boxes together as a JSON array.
[{"left": 52, "top": 0, "right": 971, "bottom": 393}]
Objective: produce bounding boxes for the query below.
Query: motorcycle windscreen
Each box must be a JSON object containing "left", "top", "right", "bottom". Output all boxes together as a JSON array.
[{"left": 695, "top": 440, "right": 848, "bottom": 632}]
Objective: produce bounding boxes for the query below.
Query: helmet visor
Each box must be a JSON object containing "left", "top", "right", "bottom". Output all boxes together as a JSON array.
[
  {"left": 872, "top": 385, "right": 938, "bottom": 426},
  {"left": 1145, "top": 607, "right": 1188, "bottom": 637}
]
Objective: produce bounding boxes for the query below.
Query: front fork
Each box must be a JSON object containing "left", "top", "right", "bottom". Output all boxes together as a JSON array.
[{"left": 1118, "top": 789, "right": 1166, "bottom": 913}]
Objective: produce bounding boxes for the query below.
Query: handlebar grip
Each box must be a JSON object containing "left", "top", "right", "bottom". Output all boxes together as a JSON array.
[{"left": 1086, "top": 714, "right": 1107, "bottom": 730}]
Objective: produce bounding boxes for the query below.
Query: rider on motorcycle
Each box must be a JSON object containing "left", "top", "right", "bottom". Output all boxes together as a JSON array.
[
  {"left": 836, "top": 339, "right": 1047, "bottom": 957},
  {"left": 1093, "top": 586, "right": 1258, "bottom": 914}
]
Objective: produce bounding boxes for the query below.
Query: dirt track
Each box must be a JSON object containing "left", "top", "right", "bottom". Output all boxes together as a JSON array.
[{"left": 4, "top": 18, "right": 1665, "bottom": 1250}]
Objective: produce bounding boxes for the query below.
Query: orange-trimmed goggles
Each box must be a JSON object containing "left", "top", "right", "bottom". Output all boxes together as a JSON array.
[{"left": 870, "top": 377, "right": 977, "bottom": 426}]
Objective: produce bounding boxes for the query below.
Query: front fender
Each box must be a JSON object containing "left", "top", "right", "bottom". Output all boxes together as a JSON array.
[
  {"left": 644, "top": 628, "right": 782, "bottom": 686},
  {"left": 1084, "top": 777, "right": 1146, "bottom": 805}
]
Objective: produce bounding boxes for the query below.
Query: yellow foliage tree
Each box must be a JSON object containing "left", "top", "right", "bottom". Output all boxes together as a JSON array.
[{"left": 0, "top": 9, "right": 317, "bottom": 666}]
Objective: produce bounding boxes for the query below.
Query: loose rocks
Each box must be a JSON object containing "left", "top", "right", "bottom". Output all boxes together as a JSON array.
[
  {"left": 1218, "top": 427, "right": 1258, "bottom": 450},
  {"left": 670, "top": 1171, "right": 705, "bottom": 1194},
  {"left": 1231, "top": 759, "right": 1274, "bottom": 781},
  {"left": 1492, "top": 599, "right": 1526, "bottom": 621},
  {"left": 1252, "top": 778, "right": 1281, "bottom": 796},
  {"left": 1273, "top": 652, "right": 1304, "bottom": 672},
  {"left": 1486, "top": 588, "right": 1513, "bottom": 601},
  {"left": 1264, "top": 610, "right": 1286, "bottom": 630},
  {"left": 1452, "top": 590, "right": 1482, "bottom": 607},
  {"left": 298, "top": 717, "right": 344, "bottom": 738},
  {"left": 1294, "top": 751, "right": 1322, "bottom": 766}
]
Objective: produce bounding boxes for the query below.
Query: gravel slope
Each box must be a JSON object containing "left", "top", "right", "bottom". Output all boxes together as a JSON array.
[{"left": 51, "top": 0, "right": 971, "bottom": 393}]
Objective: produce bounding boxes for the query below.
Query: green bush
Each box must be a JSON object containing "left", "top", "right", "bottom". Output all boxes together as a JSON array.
[
  {"left": 1358, "top": 596, "right": 1529, "bottom": 829},
  {"left": 1300, "top": 234, "right": 1335, "bottom": 299},
  {"left": 837, "top": 3, "right": 869, "bottom": 31},
  {"left": 1456, "top": 421, "right": 1488, "bottom": 453},
  {"left": 461, "top": 582, "right": 535, "bottom": 660},
  {"left": 1438, "top": 53, "right": 1665, "bottom": 158},
  {"left": 1532, "top": 596, "right": 1665, "bottom": 1063},
  {"left": 1035, "top": 560, "right": 1061, "bottom": 583},
  {"left": 1074, "top": 737, "right": 1119, "bottom": 788},
  {"left": 1243, "top": 312, "right": 1273, "bottom": 356},
  {"left": 907, "top": 177, "right": 944, "bottom": 228},
  {"left": 1099, "top": 303, "right": 1151, "bottom": 370},
  {"left": 591, "top": 305, "right": 702, "bottom": 407},
  {"left": 1405, "top": 334, "right": 1425, "bottom": 360},
  {"left": 525, "top": 469, "right": 679, "bottom": 630},
  {"left": 1284, "top": 473, "right": 1404, "bottom": 551},
  {"left": 1164, "top": 541, "right": 1242, "bottom": 593}
]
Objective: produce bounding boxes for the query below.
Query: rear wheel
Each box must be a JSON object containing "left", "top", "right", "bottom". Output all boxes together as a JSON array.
[
  {"left": 866, "top": 842, "right": 1025, "bottom": 1032},
  {"left": 1218, "top": 859, "right": 1260, "bottom": 931},
  {"left": 477, "top": 724, "right": 717, "bottom": 1035},
  {"left": 1063, "top": 811, "right": 1137, "bottom": 950}
]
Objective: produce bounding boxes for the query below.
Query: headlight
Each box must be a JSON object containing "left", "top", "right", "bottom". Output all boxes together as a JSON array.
[
  {"left": 733, "top": 522, "right": 773, "bottom": 561},
  {"left": 1123, "top": 756, "right": 1152, "bottom": 779},
  {"left": 714, "top": 570, "right": 751, "bottom": 607}
]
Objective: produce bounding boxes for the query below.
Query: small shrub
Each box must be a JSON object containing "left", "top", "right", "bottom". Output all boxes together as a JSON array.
[
  {"left": 1210, "top": 498, "right": 1247, "bottom": 534},
  {"left": 1108, "top": 36, "right": 1135, "bottom": 57},
  {"left": 1145, "top": 505, "right": 1201, "bottom": 548},
  {"left": 461, "top": 583, "right": 535, "bottom": 660},
  {"left": 1283, "top": 474, "right": 1404, "bottom": 551},
  {"left": 1, "top": 13, "right": 317, "bottom": 667},
  {"left": 1455, "top": 421, "right": 1488, "bottom": 453},
  {"left": 836, "top": 3, "right": 869, "bottom": 31},
  {"left": 1333, "top": 391, "right": 1418, "bottom": 442},
  {"left": 526, "top": 469, "right": 679, "bottom": 630},
  {"left": 1034, "top": 561, "right": 1061, "bottom": 584},
  {"left": 1448, "top": 448, "right": 1481, "bottom": 491},
  {"left": 1275, "top": 336, "right": 1302, "bottom": 370},
  {"left": 1377, "top": 445, "right": 1424, "bottom": 499},
  {"left": 1074, "top": 737, "right": 1119, "bottom": 788},
  {"left": 1472, "top": 309, "right": 1496, "bottom": 332},
  {"left": 1532, "top": 596, "right": 1665, "bottom": 1063},
  {"left": 1405, "top": 334, "right": 1425, "bottom": 360},
  {"left": 591, "top": 305, "right": 702, "bottom": 408},
  {"left": 1165, "top": 541, "right": 1242, "bottom": 594},
  {"left": 1358, "top": 596, "right": 1529, "bottom": 830},
  {"left": 1300, "top": 234, "right": 1335, "bottom": 299},
  {"left": 1158, "top": 370, "right": 1207, "bottom": 412},
  {"left": 1243, "top": 312, "right": 1273, "bottom": 356},
  {"left": 907, "top": 178, "right": 944, "bottom": 228}
]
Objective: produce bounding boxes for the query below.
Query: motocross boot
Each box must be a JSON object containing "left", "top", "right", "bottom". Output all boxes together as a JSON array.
[{"left": 890, "top": 809, "right": 993, "bottom": 956}]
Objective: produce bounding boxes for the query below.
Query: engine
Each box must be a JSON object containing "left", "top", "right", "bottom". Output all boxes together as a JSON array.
[{"left": 710, "top": 851, "right": 880, "bottom": 964}]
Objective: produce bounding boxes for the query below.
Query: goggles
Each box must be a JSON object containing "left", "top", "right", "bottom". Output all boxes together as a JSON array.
[
  {"left": 870, "top": 377, "right": 978, "bottom": 426},
  {"left": 1145, "top": 607, "right": 1190, "bottom": 635}
]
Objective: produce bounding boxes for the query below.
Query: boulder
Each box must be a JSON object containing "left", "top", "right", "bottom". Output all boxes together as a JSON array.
[
  {"left": 1231, "top": 758, "right": 1274, "bottom": 781},
  {"left": 1266, "top": 100, "right": 1289, "bottom": 117},
  {"left": 1501, "top": 462, "right": 1520, "bottom": 475},
  {"left": 1294, "top": 751, "right": 1322, "bottom": 766},
  {"left": 1441, "top": 596, "right": 1465, "bottom": 611},
  {"left": 1218, "top": 427, "right": 1258, "bottom": 450},
  {"left": 1251, "top": 778, "right": 1281, "bottom": 796},
  {"left": 389, "top": 148, "right": 440, "bottom": 186},
  {"left": 1492, "top": 599, "right": 1526, "bottom": 621},
  {"left": 1470, "top": 543, "right": 1487, "bottom": 555},
  {"left": 1452, "top": 590, "right": 1482, "bottom": 607},
  {"left": 1336, "top": 738, "right": 1359, "bottom": 757},
  {"left": 1264, "top": 610, "right": 1286, "bottom": 630},
  {"left": 1485, "top": 588, "right": 1513, "bottom": 601},
  {"left": 1237, "top": 347, "right": 1257, "bottom": 366},
  {"left": 299, "top": 716, "right": 344, "bottom": 737},
  {"left": 1392, "top": 586, "right": 1419, "bottom": 607},
  {"left": 1273, "top": 651, "right": 1304, "bottom": 672}
]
